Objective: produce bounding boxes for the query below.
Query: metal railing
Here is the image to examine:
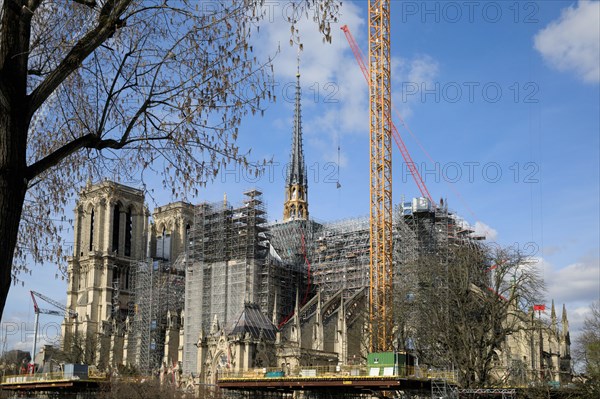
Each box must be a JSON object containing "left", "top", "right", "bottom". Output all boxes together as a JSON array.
[
  {"left": 2, "top": 372, "right": 69, "bottom": 384},
  {"left": 1, "top": 370, "right": 108, "bottom": 385},
  {"left": 218, "top": 365, "right": 458, "bottom": 384}
]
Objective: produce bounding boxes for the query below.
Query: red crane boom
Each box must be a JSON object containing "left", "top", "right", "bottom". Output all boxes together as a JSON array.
[{"left": 341, "top": 24, "right": 435, "bottom": 206}]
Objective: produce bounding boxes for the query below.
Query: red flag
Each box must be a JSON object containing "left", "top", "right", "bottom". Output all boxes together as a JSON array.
[{"left": 533, "top": 304, "right": 545, "bottom": 311}]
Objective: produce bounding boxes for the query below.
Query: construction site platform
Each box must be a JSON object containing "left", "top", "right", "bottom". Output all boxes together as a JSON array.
[
  {"left": 218, "top": 366, "right": 457, "bottom": 393},
  {"left": 0, "top": 372, "right": 108, "bottom": 393}
]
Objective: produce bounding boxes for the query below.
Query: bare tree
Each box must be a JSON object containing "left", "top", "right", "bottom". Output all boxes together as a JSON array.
[
  {"left": 574, "top": 301, "right": 600, "bottom": 398},
  {"left": 0, "top": 349, "right": 30, "bottom": 376},
  {"left": 57, "top": 330, "right": 100, "bottom": 365},
  {"left": 98, "top": 378, "right": 186, "bottom": 399},
  {"left": 399, "top": 244, "right": 545, "bottom": 388},
  {"left": 0, "top": 0, "right": 340, "bottom": 320}
]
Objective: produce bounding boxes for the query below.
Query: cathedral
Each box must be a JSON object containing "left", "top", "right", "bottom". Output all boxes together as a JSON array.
[{"left": 61, "top": 64, "right": 572, "bottom": 390}]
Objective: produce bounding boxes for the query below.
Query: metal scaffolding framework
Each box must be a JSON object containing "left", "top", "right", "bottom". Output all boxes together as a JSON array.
[
  {"left": 130, "top": 255, "right": 186, "bottom": 374},
  {"left": 304, "top": 198, "right": 484, "bottom": 354},
  {"left": 122, "top": 189, "right": 482, "bottom": 376},
  {"left": 313, "top": 217, "right": 370, "bottom": 302},
  {"left": 189, "top": 189, "right": 269, "bottom": 330},
  {"left": 310, "top": 198, "right": 482, "bottom": 302},
  {"left": 182, "top": 190, "right": 307, "bottom": 374}
]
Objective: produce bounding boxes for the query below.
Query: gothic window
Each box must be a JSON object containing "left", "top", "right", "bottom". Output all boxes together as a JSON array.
[
  {"left": 125, "top": 206, "right": 132, "bottom": 257},
  {"left": 157, "top": 227, "right": 165, "bottom": 259},
  {"left": 125, "top": 267, "right": 130, "bottom": 290},
  {"left": 157, "top": 227, "right": 171, "bottom": 261},
  {"left": 164, "top": 230, "right": 171, "bottom": 261},
  {"left": 112, "top": 267, "right": 119, "bottom": 285},
  {"left": 185, "top": 223, "right": 191, "bottom": 252},
  {"left": 89, "top": 208, "right": 94, "bottom": 252},
  {"left": 112, "top": 204, "right": 120, "bottom": 253},
  {"left": 292, "top": 187, "right": 297, "bottom": 200}
]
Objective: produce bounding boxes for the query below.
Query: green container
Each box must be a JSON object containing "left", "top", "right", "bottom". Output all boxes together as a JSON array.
[
  {"left": 367, "top": 352, "right": 415, "bottom": 376},
  {"left": 367, "top": 352, "right": 397, "bottom": 376},
  {"left": 368, "top": 352, "right": 396, "bottom": 368}
]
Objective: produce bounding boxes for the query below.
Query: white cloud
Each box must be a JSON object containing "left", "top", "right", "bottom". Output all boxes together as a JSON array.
[
  {"left": 542, "top": 256, "right": 599, "bottom": 304},
  {"left": 407, "top": 55, "right": 440, "bottom": 86},
  {"left": 392, "top": 55, "right": 440, "bottom": 120},
  {"left": 253, "top": 2, "right": 439, "bottom": 163},
  {"left": 473, "top": 221, "right": 498, "bottom": 241},
  {"left": 534, "top": 0, "right": 600, "bottom": 83},
  {"left": 537, "top": 253, "right": 600, "bottom": 334},
  {"left": 252, "top": 1, "right": 367, "bottom": 165}
]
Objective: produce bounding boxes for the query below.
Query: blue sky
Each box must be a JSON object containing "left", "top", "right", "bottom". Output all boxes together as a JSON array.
[{"left": 2, "top": 1, "right": 599, "bottom": 356}]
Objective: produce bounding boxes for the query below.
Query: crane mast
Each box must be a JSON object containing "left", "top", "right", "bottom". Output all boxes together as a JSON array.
[{"left": 368, "top": 0, "right": 393, "bottom": 352}]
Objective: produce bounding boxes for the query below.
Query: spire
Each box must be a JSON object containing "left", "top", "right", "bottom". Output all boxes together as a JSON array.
[
  {"left": 283, "top": 52, "right": 309, "bottom": 221},
  {"left": 551, "top": 300, "right": 557, "bottom": 333},
  {"left": 561, "top": 303, "right": 571, "bottom": 357},
  {"left": 562, "top": 303, "right": 570, "bottom": 336},
  {"left": 288, "top": 54, "right": 306, "bottom": 189}
]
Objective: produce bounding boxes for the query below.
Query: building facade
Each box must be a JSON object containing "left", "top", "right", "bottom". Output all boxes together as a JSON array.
[{"left": 62, "top": 180, "right": 148, "bottom": 368}]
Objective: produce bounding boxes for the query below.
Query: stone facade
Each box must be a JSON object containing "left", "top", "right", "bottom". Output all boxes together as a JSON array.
[
  {"left": 497, "top": 301, "right": 572, "bottom": 385},
  {"left": 62, "top": 181, "right": 195, "bottom": 371},
  {"left": 151, "top": 202, "right": 194, "bottom": 262},
  {"left": 62, "top": 180, "right": 148, "bottom": 368}
]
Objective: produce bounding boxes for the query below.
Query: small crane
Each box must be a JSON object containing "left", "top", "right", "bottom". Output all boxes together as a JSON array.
[{"left": 29, "top": 291, "right": 77, "bottom": 373}]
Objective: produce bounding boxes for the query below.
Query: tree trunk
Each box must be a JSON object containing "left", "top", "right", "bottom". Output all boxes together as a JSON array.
[
  {"left": 0, "top": 3, "right": 32, "bottom": 321},
  {"left": 0, "top": 166, "right": 27, "bottom": 320},
  {"left": 0, "top": 98, "right": 28, "bottom": 320}
]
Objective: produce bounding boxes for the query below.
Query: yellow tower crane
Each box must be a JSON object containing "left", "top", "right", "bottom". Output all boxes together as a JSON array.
[{"left": 368, "top": 0, "right": 393, "bottom": 352}]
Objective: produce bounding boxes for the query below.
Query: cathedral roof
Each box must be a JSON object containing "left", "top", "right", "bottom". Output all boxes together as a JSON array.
[{"left": 230, "top": 303, "right": 277, "bottom": 340}]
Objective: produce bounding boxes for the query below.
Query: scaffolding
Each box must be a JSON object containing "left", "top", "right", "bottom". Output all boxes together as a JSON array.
[
  {"left": 183, "top": 190, "right": 304, "bottom": 374},
  {"left": 189, "top": 190, "right": 269, "bottom": 330},
  {"left": 130, "top": 255, "right": 186, "bottom": 375},
  {"left": 287, "top": 197, "right": 485, "bottom": 361},
  {"left": 312, "top": 217, "right": 370, "bottom": 302},
  {"left": 178, "top": 191, "right": 484, "bottom": 374},
  {"left": 268, "top": 219, "right": 317, "bottom": 323},
  {"left": 395, "top": 197, "right": 486, "bottom": 376}
]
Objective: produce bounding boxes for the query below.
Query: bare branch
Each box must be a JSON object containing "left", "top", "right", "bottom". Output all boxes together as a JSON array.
[
  {"left": 73, "top": 0, "right": 97, "bottom": 8},
  {"left": 28, "top": 0, "right": 132, "bottom": 116}
]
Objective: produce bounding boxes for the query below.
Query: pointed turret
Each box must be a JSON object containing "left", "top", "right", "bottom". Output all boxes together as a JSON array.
[
  {"left": 290, "top": 289, "right": 301, "bottom": 344},
  {"left": 561, "top": 304, "right": 570, "bottom": 340},
  {"left": 283, "top": 54, "right": 309, "bottom": 221},
  {"left": 272, "top": 292, "right": 278, "bottom": 325},
  {"left": 210, "top": 314, "right": 220, "bottom": 335},
  {"left": 551, "top": 300, "right": 557, "bottom": 333},
  {"left": 561, "top": 303, "right": 571, "bottom": 358}
]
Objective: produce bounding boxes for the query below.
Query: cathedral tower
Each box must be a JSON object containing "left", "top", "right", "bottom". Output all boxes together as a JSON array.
[
  {"left": 151, "top": 202, "right": 194, "bottom": 262},
  {"left": 62, "top": 180, "right": 148, "bottom": 365},
  {"left": 283, "top": 58, "right": 309, "bottom": 221}
]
